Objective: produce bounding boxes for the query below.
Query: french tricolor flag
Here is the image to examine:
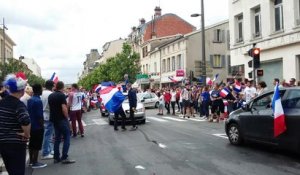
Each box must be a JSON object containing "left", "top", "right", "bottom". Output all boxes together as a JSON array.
[
  {"left": 50, "top": 72, "right": 59, "bottom": 83},
  {"left": 94, "top": 84, "right": 101, "bottom": 93},
  {"left": 233, "top": 81, "right": 242, "bottom": 92},
  {"left": 99, "top": 82, "right": 125, "bottom": 113},
  {"left": 272, "top": 83, "right": 286, "bottom": 137},
  {"left": 168, "top": 76, "right": 178, "bottom": 83},
  {"left": 220, "top": 88, "right": 229, "bottom": 98}
]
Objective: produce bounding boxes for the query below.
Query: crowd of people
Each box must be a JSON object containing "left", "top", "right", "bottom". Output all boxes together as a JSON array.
[
  {"left": 147, "top": 77, "right": 300, "bottom": 123},
  {"left": 0, "top": 73, "right": 90, "bottom": 174}
]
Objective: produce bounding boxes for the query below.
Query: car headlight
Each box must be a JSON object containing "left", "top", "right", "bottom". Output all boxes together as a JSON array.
[{"left": 136, "top": 108, "right": 144, "bottom": 112}]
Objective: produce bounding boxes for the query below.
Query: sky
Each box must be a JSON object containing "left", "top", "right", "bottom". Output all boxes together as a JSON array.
[{"left": 0, "top": 0, "right": 228, "bottom": 84}]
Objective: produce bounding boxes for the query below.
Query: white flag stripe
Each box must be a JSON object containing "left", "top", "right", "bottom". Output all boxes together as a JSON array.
[
  {"left": 274, "top": 100, "right": 284, "bottom": 118},
  {"left": 163, "top": 117, "right": 187, "bottom": 122},
  {"left": 147, "top": 117, "right": 168, "bottom": 122}
]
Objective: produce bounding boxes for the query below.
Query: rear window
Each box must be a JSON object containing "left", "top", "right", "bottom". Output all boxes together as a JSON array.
[{"left": 282, "top": 90, "right": 300, "bottom": 108}]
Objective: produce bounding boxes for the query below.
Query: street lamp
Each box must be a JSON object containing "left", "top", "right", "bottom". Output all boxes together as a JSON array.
[{"left": 191, "top": 0, "right": 206, "bottom": 86}]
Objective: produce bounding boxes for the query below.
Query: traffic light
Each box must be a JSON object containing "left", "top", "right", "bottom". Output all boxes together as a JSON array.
[
  {"left": 256, "top": 69, "right": 264, "bottom": 76},
  {"left": 248, "top": 60, "right": 253, "bottom": 68},
  {"left": 253, "top": 48, "right": 260, "bottom": 68}
]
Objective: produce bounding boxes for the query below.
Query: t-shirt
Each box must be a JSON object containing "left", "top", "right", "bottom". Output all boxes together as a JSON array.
[
  {"left": 41, "top": 90, "right": 52, "bottom": 121},
  {"left": 211, "top": 90, "right": 220, "bottom": 99},
  {"left": 244, "top": 86, "right": 256, "bottom": 103},
  {"left": 0, "top": 95, "right": 31, "bottom": 144},
  {"left": 48, "top": 91, "right": 67, "bottom": 123},
  {"left": 201, "top": 91, "right": 210, "bottom": 102},
  {"left": 27, "top": 95, "right": 44, "bottom": 131},
  {"left": 170, "top": 91, "right": 176, "bottom": 102},
  {"left": 69, "top": 91, "right": 83, "bottom": 111}
]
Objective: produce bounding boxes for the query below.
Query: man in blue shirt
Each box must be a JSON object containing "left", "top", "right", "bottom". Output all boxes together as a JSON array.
[{"left": 28, "top": 84, "right": 47, "bottom": 168}]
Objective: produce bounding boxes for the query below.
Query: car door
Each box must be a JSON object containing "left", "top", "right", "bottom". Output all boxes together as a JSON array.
[
  {"left": 241, "top": 92, "right": 275, "bottom": 143},
  {"left": 143, "top": 93, "right": 152, "bottom": 107},
  {"left": 279, "top": 89, "right": 300, "bottom": 151}
]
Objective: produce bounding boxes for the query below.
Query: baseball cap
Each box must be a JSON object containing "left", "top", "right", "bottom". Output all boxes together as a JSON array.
[{"left": 3, "top": 73, "right": 27, "bottom": 93}]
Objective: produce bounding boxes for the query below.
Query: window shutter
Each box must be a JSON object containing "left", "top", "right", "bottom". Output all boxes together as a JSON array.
[
  {"left": 210, "top": 55, "right": 214, "bottom": 67},
  {"left": 227, "top": 55, "right": 231, "bottom": 74},
  {"left": 222, "top": 30, "right": 225, "bottom": 43},
  {"left": 213, "top": 30, "right": 217, "bottom": 42},
  {"left": 221, "top": 55, "right": 226, "bottom": 68}
]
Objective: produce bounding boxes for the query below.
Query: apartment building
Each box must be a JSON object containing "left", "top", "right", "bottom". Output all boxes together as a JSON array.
[
  {"left": 98, "top": 38, "right": 125, "bottom": 64},
  {"left": 19, "top": 57, "right": 42, "bottom": 77},
  {"left": 229, "top": 0, "right": 300, "bottom": 86},
  {"left": 81, "top": 49, "right": 101, "bottom": 77},
  {"left": 0, "top": 28, "right": 16, "bottom": 63}
]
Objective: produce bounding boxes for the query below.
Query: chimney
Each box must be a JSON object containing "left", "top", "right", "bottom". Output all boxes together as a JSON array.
[
  {"left": 154, "top": 6, "right": 162, "bottom": 18},
  {"left": 140, "top": 18, "right": 146, "bottom": 25}
]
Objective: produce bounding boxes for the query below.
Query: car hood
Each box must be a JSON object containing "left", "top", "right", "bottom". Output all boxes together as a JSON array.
[
  {"left": 228, "top": 108, "right": 244, "bottom": 119},
  {"left": 122, "top": 102, "right": 144, "bottom": 110}
]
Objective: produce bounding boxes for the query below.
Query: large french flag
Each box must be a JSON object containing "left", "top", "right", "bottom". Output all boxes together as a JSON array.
[
  {"left": 272, "top": 84, "right": 286, "bottom": 137},
  {"left": 93, "top": 84, "right": 102, "bottom": 93},
  {"left": 50, "top": 72, "right": 59, "bottom": 83},
  {"left": 220, "top": 88, "right": 230, "bottom": 98},
  {"left": 99, "top": 82, "right": 125, "bottom": 113}
]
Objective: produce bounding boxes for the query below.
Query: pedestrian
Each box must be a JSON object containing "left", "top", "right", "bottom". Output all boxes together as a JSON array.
[
  {"left": 181, "top": 86, "right": 190, "bottom": 118},
  {"left": 209, "top": 84, "right": 224, "bottom": 123},
  {"left": 170, "top": 88, "right": 176, "bottom": 115},
  {"left": 256, "top": 81, "right": 267, "bottom": 96},
  {"left": 164, "top": 89, "right": 171, "bottom": 114},
  {"left": 243, "top": 80, "right": 256, "bottom": 103},
  {"left": 41, "top": 80, "right": 54, "bottom": 160},
  {"left": 289, "top": 78, "right": 296, "bottom": 87},
  {"left": 201, "top": 86, "right": 210, "bottom": 119},
  {"left": 127, "top": 83, "right": 138, "bottom": 131},
  {"left": 114, "top": 105, "right": 127, "bottom": 131},
  {"left": 28, "top": 83, "right": 47, "bottom": 168},
  {"left": 20, "top": 85, "right": 33, "bottom": 106},
  {"left": 157, "top": 91, "right": 164, "bottom": 115},
  {"left": 0, "top": 85, "right": 9, "bottom": 100},
  {"left": 48, "top": 81, "right": 75, "bottom": 164},
  {"left": 175, "top": 87, "right": 181, "bottom": 112},
  {"left": 0, "top": 74, "right": 30, "bottom": 175},
  {"left": 68, "top": 83, "right": 84, "bottom": 137}
]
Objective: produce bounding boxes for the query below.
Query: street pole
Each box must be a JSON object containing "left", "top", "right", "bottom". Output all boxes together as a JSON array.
[
  {"left": 1, "top": 18, "right": 7, "bottom": 77},
  {"left": 201, "top": 0, "right": 206, "bottom": 86}
]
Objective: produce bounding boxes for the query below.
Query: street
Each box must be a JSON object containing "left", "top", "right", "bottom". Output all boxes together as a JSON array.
[{"left": 28, "top": 109, "right": 300, "bottom": 175}]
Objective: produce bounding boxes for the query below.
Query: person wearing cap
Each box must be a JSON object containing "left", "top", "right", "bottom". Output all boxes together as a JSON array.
[{"left": 0, "top": 74, "right": 31, "bottom": 175}]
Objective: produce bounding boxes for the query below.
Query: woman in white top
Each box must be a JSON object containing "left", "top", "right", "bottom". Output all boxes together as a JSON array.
[
  {"left": 170, "top": 89, "right": 177, "bottom": 115},
  {"left": 157, "top": 91, "right": 165, "bottom": 115}
]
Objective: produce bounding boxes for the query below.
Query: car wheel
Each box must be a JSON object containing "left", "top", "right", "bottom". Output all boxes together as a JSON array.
[
  {"left": 155, "top": 102, "right": 159, "bottom": 108},
  {"left": 108, "top": 117, "right": 114, "bottom": 125},
  {"left": 227, "top": 123, "right": 243, "bottom": 145}
]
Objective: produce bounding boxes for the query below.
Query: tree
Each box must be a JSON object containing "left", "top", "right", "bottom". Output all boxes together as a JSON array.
[
  {"left": 0, "top": 58, "right": 45, "bottom": 86},
  {"left": 78, "top": 43, "right": 140, "bottom": 89}
]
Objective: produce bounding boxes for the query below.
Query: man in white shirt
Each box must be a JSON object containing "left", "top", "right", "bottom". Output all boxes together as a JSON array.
[
  {"left": 68, "top": 84, "right": 84, "bottom": 137},
  {"left": 41, "top": 80, "right": 54, "bottom": 159},
  {"left": 243, "top": 80, "right": 256, "bottom": 103}
]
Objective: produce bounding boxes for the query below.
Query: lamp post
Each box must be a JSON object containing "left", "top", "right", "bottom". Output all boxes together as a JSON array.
[
  {"left": 191, "top": 0, "right": 206, "bottom": 86},
  {"left": 1, "top": 18, "right": 8, "bottom": 64}
]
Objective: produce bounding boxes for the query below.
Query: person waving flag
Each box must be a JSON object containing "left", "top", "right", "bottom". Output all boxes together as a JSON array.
[
  {"left": 50, "top": 72, "right": 59, "bottom": 83},
  {"left": 99, "top": 82, "right": 125, "bottom": 113},
  {"left": 272, "top": 83, "right": 286, "bottom": 137}
]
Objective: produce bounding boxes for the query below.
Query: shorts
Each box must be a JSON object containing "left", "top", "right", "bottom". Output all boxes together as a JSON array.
[
  {"left": 183, "top": 100, "right": 190, "bottom": 108},
  {"left": 158, "top": 103, "right": 164, "bottom": 110},
  {"left": 211, "top": 100, "right": 224, "bottom": 115},
  {"left": 29, "top": 129, "right": 44, "bottom": 150}
]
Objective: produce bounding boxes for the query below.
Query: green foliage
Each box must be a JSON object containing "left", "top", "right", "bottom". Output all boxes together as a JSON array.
[
  {"left": 78, "top": 43, "right": 140, "bottom": 90},
  {"left": 0, "top": 58, "right": 45, "bottom": 86}
]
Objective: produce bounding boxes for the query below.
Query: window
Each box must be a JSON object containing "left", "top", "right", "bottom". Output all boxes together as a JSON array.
[
  {"left": 146, "top": 64, "right": 149, "bottom": 73},
  {"left": 213, "top": 29, "right": 224, "bottom": 42},
  {"left": 210, "top": 55, "right": 225, "bottom": 68},
  {"left": 236, "top": 14, "right": 244, "bottom": 42},
  {"left": 143, "top": 65, "right": 145, "bottom": 73},
  {"left": 171, "top": 56, "right": 175, "bottom": 71},
  {"left": 252, "top": 92, "right": 274, "bottom": 108},
  {"left": 228, "top": 55, "right": 231, "bottom": 74},
  {"left": 253, "top": 7, "right": 261, "bottom": 37},
  {"left": 142, "top": 46, "right": 148, "bottom": 58},
  {"left": 177, "top": 54, "right": 182, "bottom": 69},
  {"left": 162, "top": 59, "right": 166, "bottom": 72},
  {"left": 274, "top": 0, "right": 283, "bottom": 31},
  {"left": 167, "top": 58, "right": 170, "bottom": 72},
  {"left": 295, "top": 0, "right": 300, "bottom": 25},
  {"left": 154, "top": 62, "right": 157, "bottom": 73},
  {"left": 282, "top": 90, "right": 300, "bottom": 108}
]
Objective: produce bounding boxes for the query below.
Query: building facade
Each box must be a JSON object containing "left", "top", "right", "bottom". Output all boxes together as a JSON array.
[
  {"left": 20, "top": 57, "right": 42, "bottom": 77},
  {"left": 0, "top": 28, "right": 15, "bottom": 63},
  {"left": 98, "top": 38, "right": 125, "bottom": 64},
  {"left": 229, "top": 0, "right": 300, "bottom": 87},
  {"left": 81, "top": 49, "right": 101, "bottom": 77}
]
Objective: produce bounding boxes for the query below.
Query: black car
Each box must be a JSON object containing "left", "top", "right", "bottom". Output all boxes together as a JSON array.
[{"left": 225, "top": 87, "right": 300, "bottom": 153}]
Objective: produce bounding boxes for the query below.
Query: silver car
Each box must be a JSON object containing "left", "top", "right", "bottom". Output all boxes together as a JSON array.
[
  {"left": 137, "top": 92, "right": 159, "bottom": 108},
  {"left": 108, "top": 95, "right": 146, "bottom": 125}
]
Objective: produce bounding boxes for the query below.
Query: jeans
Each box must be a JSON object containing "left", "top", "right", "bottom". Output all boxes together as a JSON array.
[
  {"left": 0, "top": 143, "right": 26, "bottom": 175},
  {"left": 130, "top": 108, "right": 136, "bottom": 127},
  {"left": 42, "top": 120, "right": 54, "bottom": 156},
  {"left": 165, "top": 102, "right": 170, "bottom": 114},
  {"left": 54, "top": 119, "right": 71, "bottom": 160},
  {"left": 114, "top": 107, "right": 126, "bottom": 129},
  {"left": 70, "top": 110, "right": 84, "bottom": 136},
  {"left": 171, "top": 101, "right": 176, "bottom": 114}
]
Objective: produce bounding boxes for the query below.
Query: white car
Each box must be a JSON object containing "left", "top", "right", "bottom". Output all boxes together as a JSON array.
[
  {"left": 137, "top": 92, "right": 159, "bottom": 108},
  {"left": 108, "top": 95, "right": 146, "bottom": 125}
]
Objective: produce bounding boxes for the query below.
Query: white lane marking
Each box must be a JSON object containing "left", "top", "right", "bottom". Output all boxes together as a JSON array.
[
  {"left": 92, "top": 118, "right": 108, "bottom": 125},
  {"left": 212, "top": 133, "right": 228, "bottom": 139},
  {"left": 135, "top": 165, "right": 146, "bottom": 170},
  {"left": 146, "top": 120, "right": 150, "bottom": 123},
  {"left": 158, "top": 143, "right": 167, "bottom": 149},
  {"left": 147, "top": 117, "right": 168, "bottom": 122},
  {"left": 188, "top": 118, "right": 207, "bottom": 122},
  {"left": 163, "top": 117, "right": 186, "bottom": 122}
]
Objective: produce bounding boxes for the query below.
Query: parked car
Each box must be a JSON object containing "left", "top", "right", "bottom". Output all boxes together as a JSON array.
[
  {"left": 225, "top": 87, "right": 300, "bottom": 153},
  {"left": 137, "top": 92, "right": 159, "bottom": 108},
  {"left": 108, "top": 95, "right": 146, "bottom": 125}
]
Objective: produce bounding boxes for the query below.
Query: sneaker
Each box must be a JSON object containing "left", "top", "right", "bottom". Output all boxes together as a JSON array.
[
  {"left": 81, "top": 134, "right": 84, "bottom": 137},
  {"left": 41, "top": 154, "right": 53, "bottom": 160},
  {"left": 54, "top": 159, "right": 61, "bottom": 164},
  {"left": 32, "top": 162, "right": 47, "bottom": 169},
  {"left": 61, "top": 158, "right": 76, "bottom": 164}
]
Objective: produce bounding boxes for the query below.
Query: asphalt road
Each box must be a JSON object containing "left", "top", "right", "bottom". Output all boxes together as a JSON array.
[{"left": 28, "top": 108, "right": 300, "bottom": 175}]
